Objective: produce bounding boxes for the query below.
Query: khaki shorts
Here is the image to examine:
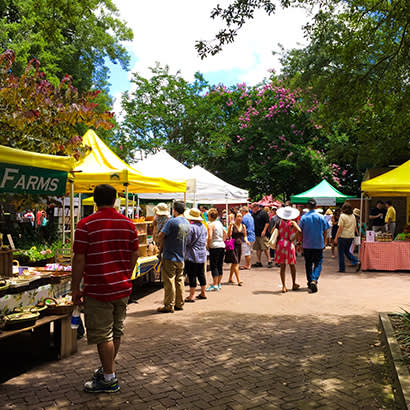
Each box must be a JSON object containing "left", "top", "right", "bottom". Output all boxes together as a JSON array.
[
  {"left": 241, "top": 241, "right": 254, "bottom": 257},
  {"left": 253, "top": 236, "right": 269, "bottom": 251},
  {"left": 84, "top": 296, "right": 128, "bottom": 345}
]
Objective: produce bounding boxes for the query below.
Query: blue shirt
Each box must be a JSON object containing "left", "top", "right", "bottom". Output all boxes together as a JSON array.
[
  {"left": 299, "top": 210, "right": 330, "bottom": 249},
  {"left": 242, "top": 213, "right": 255, "bottom": 242},
  {"left": 185, "top": 222, "right": 208, "bottom": 263},
  {"left": 161, "top": 216, "right": 190, "bottom": 262}
]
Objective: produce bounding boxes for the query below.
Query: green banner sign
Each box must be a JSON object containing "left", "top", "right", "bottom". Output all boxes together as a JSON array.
[{"left": 0, "top": 162, "right": 68, "bottom": 196}]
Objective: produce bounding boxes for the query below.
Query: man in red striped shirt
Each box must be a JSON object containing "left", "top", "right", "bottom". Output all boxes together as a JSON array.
[{"left": 72, "top": 184, "right": 139, "bottom": 393}]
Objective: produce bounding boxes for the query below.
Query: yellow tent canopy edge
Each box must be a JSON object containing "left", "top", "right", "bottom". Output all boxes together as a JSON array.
[
  {"left": 72, "top": 130, "right": 186, "bottom": 194},
  {"left": 0, "top": 144, "right": 75, "bottom": 172},
  {"left": 361, "top": 159, "right": 410, "bottom": 196}
]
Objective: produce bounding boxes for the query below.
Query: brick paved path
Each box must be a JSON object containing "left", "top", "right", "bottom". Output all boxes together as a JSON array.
[{"left": 2, "top": 249, "right": 409, "bottom": 409}]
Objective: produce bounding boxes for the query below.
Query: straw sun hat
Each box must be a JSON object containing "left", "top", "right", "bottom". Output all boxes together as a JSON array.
[
  {"left": 353, "top": 208, "right": 360, "bottom": 217},
  {"left": 154, "top": 202, "right": 169, "bottom": 216},
  {"left": 277, "top": 206, "right": 300, "bottom": 221},
  {"left": 184, "top": 208, "right": 203, "bottom": 221}
]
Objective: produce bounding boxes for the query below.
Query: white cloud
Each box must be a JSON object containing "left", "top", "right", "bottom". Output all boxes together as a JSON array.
[{"left": 114, "top": 0, "right": 311, "bottom": 85}]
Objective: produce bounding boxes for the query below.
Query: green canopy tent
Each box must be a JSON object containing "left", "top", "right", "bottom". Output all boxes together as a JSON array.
[{"left": 290, "top": 180, "right": 354, "bottom": 205}]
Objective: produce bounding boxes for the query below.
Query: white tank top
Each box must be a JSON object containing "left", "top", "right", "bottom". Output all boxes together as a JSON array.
[{"left": 209, "top": 220, "right": 225, "bottom": 249}]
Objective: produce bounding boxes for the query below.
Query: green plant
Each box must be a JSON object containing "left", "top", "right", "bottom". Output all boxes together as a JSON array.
[{"left": 395, "top": 309, "right": 410, "bottom": 348}]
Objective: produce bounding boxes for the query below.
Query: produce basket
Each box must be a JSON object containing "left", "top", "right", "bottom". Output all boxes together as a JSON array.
[
  {"left": 4, "top": 311, "right": 40, "bottom": 330},
  {"left": 41, "top": 298, "right": 73, "bottom": 315},
  {"left": 0, "top": 279, "right": 9, "bottom": 292}
]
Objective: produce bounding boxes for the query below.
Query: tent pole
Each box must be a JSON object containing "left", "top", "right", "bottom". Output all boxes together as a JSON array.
[
  {"left": 359, "top": 192, "right": 363, "bottom": 258},
  {"left": 78, "top": 193, "right": 82, "bottom": 223},
  {"left": 132, "top": 194, "right": 135, "bottom": 219},
  {"left": 70, "top": 181, "right": 75, "bottom": 250},
  {"left": 137, "top": 195, "right": 140, "bottom": 218},
  {"left": 125, "top": 184, "right": 129, "bottom": 217},
  {"left": 61, "top": 195, "right": 65, "bottom": 247},
  {"left": 225, "top": 194, "right": 229, "bottom": 229}
]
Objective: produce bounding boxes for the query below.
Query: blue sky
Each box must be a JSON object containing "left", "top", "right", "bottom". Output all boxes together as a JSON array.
[{"left": 108, "top": 1, "right": 311, "bottom": 114}]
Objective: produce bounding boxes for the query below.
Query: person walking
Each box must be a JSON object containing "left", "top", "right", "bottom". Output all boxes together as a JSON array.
[
  {"left": 251, "top": 204, "right": 272, "bottom": 268},
  {"left": 157, "top": 201, "right": 190, "bottom": 313},
  {"left": 299, "top": 198, "right": 330, "bottom": 293},
  {"left": 184, "top": 208, "right": 208, "bottom": 302},
  {"left": 206, "top": 208, "right": 226, "bottom": 291},
  {"left": 268, "top": 206, "right": 281, "bottom": 264},
  {"left": 240, "top": 206, "right": 255, "bottom": 270},
  {"left": 72, "top": 184, "right": 139, "bottom": 393},
  {"left": 275, "top": 206, "right": 301, "bottom": 293},
  {"left": 334, "top": 202, "right": 361, "bottom": 272},
  {"left": 226, "top": 212, "right": 249, "bottom": 285},
  {"left": 330, "top": 208, "right": 340, "bottom": 258}
]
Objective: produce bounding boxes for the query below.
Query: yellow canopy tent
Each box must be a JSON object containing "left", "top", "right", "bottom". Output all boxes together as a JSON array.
[
  {"left": 0, "top": 144, "right": 76, "bottom": 245},
  {"left": 72, "top": 130, "right": 186, "bottom": 194},
  {"left": 82, "top": 196, "right": 136, "bottom": 206},
  {"left": 361, "top": 159, "right": 410, "bottom": 227},
  {"left": 0, "top": 145, "right": 75, "bottom": 196},
  {"left": 361, "top": 159, "right": 410, "bottom": 196}
]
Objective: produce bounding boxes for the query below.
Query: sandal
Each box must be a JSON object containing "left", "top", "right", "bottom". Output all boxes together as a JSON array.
[
  {"left": 239, "top": 266, "right": 250, "bottom": 270},
  {"left": 282, "top": 287, "right": 287, "bottom": 293},
  {"left": 238, "top": 282, "right": 243, "bottom": 286},
  {"left": 196, "top": 294, "right": 207, "bottom": 300},
  {"left": 228, "top": 280, "right": 235, "bottom": 284},
  {"left": 292, "top": 284, "right": 300, "bottom": 291},
  {"left": 184, "top": 298, "right": 195, "bottom": 303}
]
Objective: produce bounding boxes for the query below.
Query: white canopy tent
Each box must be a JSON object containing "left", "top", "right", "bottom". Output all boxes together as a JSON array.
[{"left": 131, "top": 151, "right": 249, "bottom": 204}]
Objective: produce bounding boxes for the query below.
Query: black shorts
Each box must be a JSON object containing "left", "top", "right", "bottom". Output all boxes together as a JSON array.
[{"left": 184, "top": 260, "right": 206, "bottom": 287}]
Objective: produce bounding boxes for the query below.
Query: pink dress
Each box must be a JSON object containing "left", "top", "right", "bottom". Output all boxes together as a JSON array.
[{"left": 274, "top": 220, "right": 296, "bottom": 265}]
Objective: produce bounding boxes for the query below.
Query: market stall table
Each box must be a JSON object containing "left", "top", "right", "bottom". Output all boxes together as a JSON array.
[
  {"left": 360, "top": 241, "right": 410, "bottom": 271},
  {"left": 0, "top": 314, "right": 77, "bottom": 359},
  {"left": 131, "top": 255, "right": 159, "bottom": 280}
]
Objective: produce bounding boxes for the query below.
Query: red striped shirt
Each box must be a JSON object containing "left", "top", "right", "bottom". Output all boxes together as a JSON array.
[{"left": 73, "top": 207, "right": 139, "bottom": 302}]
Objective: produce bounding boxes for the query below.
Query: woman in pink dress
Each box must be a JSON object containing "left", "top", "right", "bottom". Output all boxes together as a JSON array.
[{"left": 275, "top": 206, "right": 301, "bottom": 293}]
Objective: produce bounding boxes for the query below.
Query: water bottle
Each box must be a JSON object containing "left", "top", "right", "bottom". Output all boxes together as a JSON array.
[{"left": 71, "top": 305, "right": 81, "bottom": 329}]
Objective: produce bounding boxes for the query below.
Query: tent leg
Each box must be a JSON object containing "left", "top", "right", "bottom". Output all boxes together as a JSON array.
[
  {"left": 70, "top": 181, "right": 74, "bottom": 249},
  {"left": 359, "top": 192, "right": 363, "bottom": 257},
  {"left": 61, "top": 195, "right": 65, "bottom": 247},
  {"left": 137, "top": 195, "right": 140, "bottom": 218},
  {"left": 125, "top": 184, "right": 129, "bottom": 217},
  {"left": 225, "top": 194, "right": 229, "bottom": 229},
  {"left": 77, "top": 193, "right": 82, "bottom": 223},
  {"left": 132, "top": 194, "right": 135, "bottom": 219}
]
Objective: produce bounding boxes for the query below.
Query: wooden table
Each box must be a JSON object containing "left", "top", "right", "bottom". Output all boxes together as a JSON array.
[
  {"left": 0, "top": 314, "right": 77, "bottom": 359},
  {"left": 360, "top": 241, "right": 410, "bottom": 271}
]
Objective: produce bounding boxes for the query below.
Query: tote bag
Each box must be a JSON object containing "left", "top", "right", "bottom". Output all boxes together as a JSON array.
[{"left": 268, "top": 228, "right": 279, "bottom": 249}]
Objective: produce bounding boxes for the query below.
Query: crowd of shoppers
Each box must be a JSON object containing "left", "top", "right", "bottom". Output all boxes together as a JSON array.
[{"left": 74, "top": 183, "right": 398, "bottom": 394}]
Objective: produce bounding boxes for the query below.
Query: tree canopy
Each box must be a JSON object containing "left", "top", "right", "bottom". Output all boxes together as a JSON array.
[
  {"left": 117, "top": 65, "right": 336, "bottom": 198},
  {"left": 0, "top": 0, "right": 133, "bottom": 93},
  {"left": 196, "top": 0, "right": 410, "bottom": 188},
  {"left": 0, "top": 50, "right": 113, "bottom": 158}
]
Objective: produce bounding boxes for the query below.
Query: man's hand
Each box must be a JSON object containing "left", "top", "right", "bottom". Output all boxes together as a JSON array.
[
  {"left": 72, "top": 288, "right": 84, "bottom": 305},
  {"left": 261, "top": 230, "right": 266, "bottom": 238}
]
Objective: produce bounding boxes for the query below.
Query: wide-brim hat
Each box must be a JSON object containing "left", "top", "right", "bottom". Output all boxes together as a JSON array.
[
  {"left": 353, "top": 208, "right": 360, "bottom": 217},
  {"left": 154, "top": 202, "right": 169, "bottom": 216},
  {"left": 277, "top": 206, "right": 300, "bottom": 221},
  {"left": 184, "top": 208, "right": 203, "bottom": 221}
]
